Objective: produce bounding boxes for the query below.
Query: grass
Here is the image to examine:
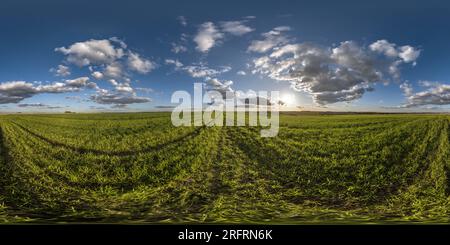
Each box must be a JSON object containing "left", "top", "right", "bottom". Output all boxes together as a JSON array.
[{"left": 0, "top": 112, "right": 449, "bottom": 223}]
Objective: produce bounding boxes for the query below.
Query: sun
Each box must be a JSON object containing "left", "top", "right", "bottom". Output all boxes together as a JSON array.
[{"left": 280, "top": 93, "right": 296, "bottom": 106}]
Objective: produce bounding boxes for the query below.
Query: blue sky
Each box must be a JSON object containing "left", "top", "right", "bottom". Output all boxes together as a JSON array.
[{"left": 0, "top": 0, "right": 450, "bottom": 112}]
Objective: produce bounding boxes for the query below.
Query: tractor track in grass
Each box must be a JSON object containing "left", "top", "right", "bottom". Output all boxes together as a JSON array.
[
  {"left": 0, "top": 126, "right": 52, "bottom": 219},
  {"left": 0, "top": 122, "right": 216, "bottom": 220},
  {"left": 4, "top": 122, "right": 211, "bottom": 191},
  {"left": 0, "top": 127, "right": 12, "bottom": 199},
  {"left": 228, "top": 120, "right": 441, "bottom": 208},
  {"left": 209, "top": 127, "right": 227, "bottom": 198},
  {"left": 1, "top": 114, "right": 450, "bottom": 223},
  {"left": 10, "top": 121, "right": 205, "bottom": 157}
]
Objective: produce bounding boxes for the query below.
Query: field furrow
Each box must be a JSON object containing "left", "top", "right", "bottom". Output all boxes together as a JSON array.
[{"left": 0, "top": 113, "right": 449, "bottom": 223}]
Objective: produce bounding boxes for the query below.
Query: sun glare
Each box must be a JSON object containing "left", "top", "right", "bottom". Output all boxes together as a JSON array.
[{"left": 280, "top": 93, "right": 296, "bottom": 106}]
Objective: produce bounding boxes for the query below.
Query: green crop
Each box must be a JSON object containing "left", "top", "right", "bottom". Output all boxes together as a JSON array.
[{"left": 0, "top": 112, "right": 449, "bottom": 223}]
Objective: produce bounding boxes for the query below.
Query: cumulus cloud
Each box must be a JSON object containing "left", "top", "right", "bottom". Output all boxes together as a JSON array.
[
  {"left": 237, "top": 70, "right": 246, "bottom": 75},
  {"left": 127, "top": 52, "right": 155, "bottom": 74},
  {"left": 104, "top": 62, "right": 124, "bottom": 79},
  {"left": 0, "top": 81, "right": 38, "bottom": 103},
  {"left": 370, "top": 39, "right": 421, "bottom": 68},
  {"left": 400, "top": 81, "right": 450, "bottom": 108},
  {"left": 400, "top": 82, "right": 413, "bottom": 97},
  {"left": 312, "top": 87, "right": 370, "bottom": 105},
  {"left": 90, "top": 89, "right": 151, "bottom": 106},
  {"left": 248, "top": 26, "right": 291, "bottom": 53},
  {"left": 0, "top": 77, "right": 97, "bottom": 104},
  {"left": 108, "top": 79, "right": 119, "bottom": 86},
  {"left": 205, "top": 78, "right": 279, "bottom": 106},
  {"left": 96, "top": 72, "right": 153, "bottom": 106},
  {"left": 251, "top": 40, "right": 420, "bottom": 105},
  {"left": 50, "top": 64, "right": 71, "bottom": 77},
  {"left": 369, "top": 40, "right": 398, "bottom": 57},
  {"left": 63, "top": 77, "right": 97, "bottom": 89},
  {"left": 206, "top": 78, "right": 234, "bottom": 97},
  {"left": 220, "top": 21, "right": 254, "bottom": 36},
  {"left": 194, "top": 22, "right": 224, "bottom": 53},
  {"left": 114, "top": 83, "right": 134, "bottom": 93},
  {"left": 398, "top": 45, "right": 421, "bottom": 64},
  {"left": 165, "top": 60, "right": 231, "bottom": 78},
  {"left": 56, "top": 38, "right": 156, "bottom": 80},
  {"left": 55, "top": 39, "right": 124, "bottom": 66},
  {"left": 370, "top": 38, "right": 421, "bottom": 77},
  {"left": 91, "top": 71, "right": 104, "bottom": 79},
  {"left": 193, "top": 20, "right": 254, "bottom": 53},
  {"left": 183, "top": 65, "right": 231, "bottom": 78},
  {"left": 4, "top": 38, "right": 154, "bottom": 107}
]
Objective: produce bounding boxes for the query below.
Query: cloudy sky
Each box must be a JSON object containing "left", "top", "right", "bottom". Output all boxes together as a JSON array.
[{"left": 1, "top": 0, "right": 450, "bottom": 112}]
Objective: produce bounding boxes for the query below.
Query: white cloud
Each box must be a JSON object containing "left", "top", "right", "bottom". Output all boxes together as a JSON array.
[
  {"left": 50, "top": 64, "right": 71, "bottom": 77},
  {"left": 183, "top": 64, "right": 231, "bottom": 78},
  {"left": 237, "top": 70, "right": 246, "bottom": 75},
  {"left": 4, "top": 38, "right": 155, "bottom": 107},
  {"left": 0, "top": 81, "right": 37, "bottom": 103},
  {"left": 220, "top": 21, "right": 254, "bottom": 36},
  {"left": 206, "top": 78, "right": 234, "bottom": 96},
  {"left": 17, "top": 103, "right": 64, "bottom": 109},
  {"left": 17, "top": 103, "right": 47, "bottom": 108},
  {"left": 91, "top": 71, "right": 104, "bottom": 79},
  {"left": 109, "top": 37, "right": 127, "bottom": 49},
  {"left": 419, "top": 80, "right": 440, "bottom": 87},
  {"left": 135, "top": 87, "right": 154, "bottom": 93},
  {"left": 178, "top": 16, "right": 187, "bottom": 26},
  {"left": 127, "top": 52, "right": 155, "bottom": 74},
  {"left": 115, "top": 83, "right": 134, "bottom": 93},
  {"left": 400, "top": 82, "right": 413, "bottom": 97},
  {"left": 205, "top": 78, "right": 279, "bottom": 106},
  {"left": 165, "top": 60, "right": 231, "bottom": 78},
  {"left": 165, "top": 59, "right": 183, "bottom": 68},
  {"left": 273, "top": 26, "right": 291, "bottom": 32},
  {"left": 56, "top": 38, "right": 157, "bottom": 83},
  {"left": 171, "top": 42, "right": 187, "bottom": 53},
  {"left": 104, "top": 62, "right": 124, "bottom": 79},
  {"left": 38, "top": 77, "right": 98, "bottom": 92},
  {"left": 192, "top": 20, "right": 254, "bottom": 53},
  {"left": 194, "top": 22, "right": 224, "bottom": 53},
  {"left": 401, "top": 81, "right": 450, "bottom": 107},
  {"left": 63, "top": 77, "right": 93, "bottom": 88},
  {"left": 90, "top": 89, "right": 151, "bottom": 106},
  {"left": 55, "top": 39, "right": 124, "bottom": 66},
  {"left": 0, "top": 77, "right": 97, "bottom": 104},
  {"left": 369, "top": 40, "right": 398, "bottom": 57},
  {"left": 248, "top": 26, "right": 291, "bottom": 53},
  {"left": 370, "top": 39, "right": 421, "bottom": 64},
  {"left": 108, "top": 79, "right": 118, "bottom": 86},
  {"left": 399, "top": 45, "right": 421, "bottom": 64},
  {"left": 251, "top": 40, "right": 421, "bottom": 105}
]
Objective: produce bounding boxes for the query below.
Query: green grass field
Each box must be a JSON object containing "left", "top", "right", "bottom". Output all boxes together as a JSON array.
[{"left": 0, "top": 112, "right": 449, "bottom": 223}]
